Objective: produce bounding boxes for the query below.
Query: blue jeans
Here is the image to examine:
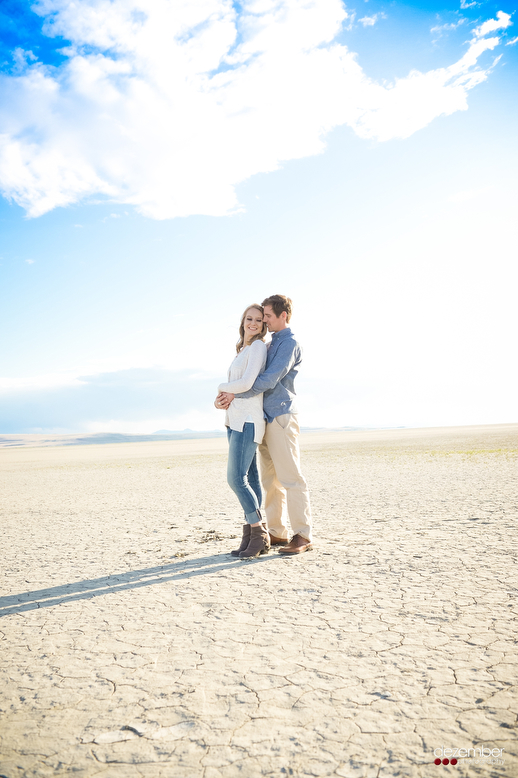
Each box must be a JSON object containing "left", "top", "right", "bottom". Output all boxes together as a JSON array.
[{"left": 227, "top": 423, "right": 262, "bottom": 523}]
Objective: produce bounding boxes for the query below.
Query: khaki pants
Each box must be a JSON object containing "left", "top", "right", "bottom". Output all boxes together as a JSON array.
[{"left": 259, "top": 413, "right": 312, "bottom": 542}]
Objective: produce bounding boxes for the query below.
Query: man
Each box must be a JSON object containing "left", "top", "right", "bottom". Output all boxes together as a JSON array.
[{"left": 217, "top": 295, "right": 313, "bottom": 554}]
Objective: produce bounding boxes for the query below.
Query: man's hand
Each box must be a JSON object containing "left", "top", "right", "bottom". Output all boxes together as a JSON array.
[{"left": 215, "top": 392, "right": 234, "bottom": 409}]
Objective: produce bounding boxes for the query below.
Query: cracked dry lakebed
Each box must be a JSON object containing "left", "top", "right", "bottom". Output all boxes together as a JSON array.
[{"left": 1, "top": 424, "right": 517, "bottom": 778}]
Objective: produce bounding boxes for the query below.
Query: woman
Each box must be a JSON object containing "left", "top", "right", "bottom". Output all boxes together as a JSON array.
[{"left": 215, "top": 304, "right": 270, "bottom": 559}]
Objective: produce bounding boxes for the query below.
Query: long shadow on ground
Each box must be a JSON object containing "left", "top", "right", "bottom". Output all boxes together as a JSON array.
[{"left": 0, "top": 553, "right": 281, "bottom": 617}]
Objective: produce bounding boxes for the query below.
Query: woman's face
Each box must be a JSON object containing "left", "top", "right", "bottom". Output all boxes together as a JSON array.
[{"left": 243, "top": 308, "right": 264, "bottom": 341}]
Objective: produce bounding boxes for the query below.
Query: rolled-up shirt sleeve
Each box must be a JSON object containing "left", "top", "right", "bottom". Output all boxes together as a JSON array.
[
  {"left": 217, "top": 341, "right": 267, "bottom": 394},
  {"left": 236, "top": 339, "right": 298, "bottom": 398}
]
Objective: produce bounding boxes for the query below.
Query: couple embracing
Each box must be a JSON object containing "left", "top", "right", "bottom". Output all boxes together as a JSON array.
[{"left": 215, "top": 294, "right": 313, "bottom": 559}]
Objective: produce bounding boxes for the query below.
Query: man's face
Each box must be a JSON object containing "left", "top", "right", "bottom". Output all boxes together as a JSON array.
[{"left": 263, "top": 305, "right": 286, "bottom": 332}]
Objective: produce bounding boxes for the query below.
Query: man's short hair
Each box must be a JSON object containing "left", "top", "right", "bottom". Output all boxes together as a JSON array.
[{"left": 262, "top": 294, "right": 293, "bottom": 323}]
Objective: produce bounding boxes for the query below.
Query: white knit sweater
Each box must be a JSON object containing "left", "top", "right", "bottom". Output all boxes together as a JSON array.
[{"left": 218, "top": 340, "right": 267, "bottom": 443}]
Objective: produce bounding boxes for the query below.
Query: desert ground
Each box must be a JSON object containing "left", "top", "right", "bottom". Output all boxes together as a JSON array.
[{"left": 1, "top": 424, "right": 517, "bottom": 778}]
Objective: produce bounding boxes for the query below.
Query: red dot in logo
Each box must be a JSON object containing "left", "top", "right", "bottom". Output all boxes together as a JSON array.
[
  {"left": 434, "top": 759, "right": 441, "bottom": 765},
  {"left": 451, "top": 758, "right": 457, "bottom": 765},
  {"left": 442, "top": 759, "right": 450, "bottom": 765}
]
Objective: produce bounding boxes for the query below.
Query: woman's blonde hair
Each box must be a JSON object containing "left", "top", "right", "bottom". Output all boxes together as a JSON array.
[{"left": 236, "top": 304, "right": 267, "bottom": 353}]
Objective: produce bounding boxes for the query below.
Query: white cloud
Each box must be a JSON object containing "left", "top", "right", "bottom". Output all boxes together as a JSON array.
[
  {"left": 0, "top": 371, "right": 84, "bottom": 391},
  {"left": 25, "top": 258, "right": 35, "bottom": 264},
  {"left": 431, "top": 18, "right": 466, "bottom": 37},
  {"left": 0, "top": 366, "right": 223, "bottom": 433},
  {"left": 350, "top": 35, "right": 503, "bottom": 142},
  {"left": 0, "top": 2, "right": 511, "bottom": 219},
  {"left": 473, "top": 10, "right": 512, "bottom": 38},
  {"left": 506, "top": 36, "right": 518, "bottom": 45},
  {"left": 358, "top": 13, "right": 385, "bottom": 27}
]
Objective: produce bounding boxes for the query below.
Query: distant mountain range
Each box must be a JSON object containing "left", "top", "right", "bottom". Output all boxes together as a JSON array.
[
  {"left": 0, "top": 430, "right": 226, "bottom": 448},
  {"left": 153, "top": 429, "right": 204, "bottom": 434},
  {"left": 0, "top": 427, "right": 370, "bottom": 448}
]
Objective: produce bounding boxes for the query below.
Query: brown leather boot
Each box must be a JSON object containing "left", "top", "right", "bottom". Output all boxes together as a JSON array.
[
  {"left": 269, "top": 532, "right": 291, "bottom": 546},
  {"left": 239, "top": 524, "right": 270, "bottom": 558},
  {"left": 231, "top": 524, "right": 251, "bottom": 557},
  {"left": 278, "top": 533, "right": 313, "bottom": 554},
  {"left": 259, "top": 520, "right": 271, "bottom": 552}
]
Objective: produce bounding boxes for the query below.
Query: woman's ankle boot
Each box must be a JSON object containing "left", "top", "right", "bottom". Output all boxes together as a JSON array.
[
  {"left": 239, "top": 524, "right": 270, "bottom": 558},
  {"left": 231, "top": 524, "right": 251, "bottom": 557},
  {"left": 257, "top": 510, "right": 270, "bottom": 552}
]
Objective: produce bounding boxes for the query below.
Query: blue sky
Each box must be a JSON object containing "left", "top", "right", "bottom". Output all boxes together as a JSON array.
[{"left": 1, "top": 0, "right": 517, "bottom": 434}]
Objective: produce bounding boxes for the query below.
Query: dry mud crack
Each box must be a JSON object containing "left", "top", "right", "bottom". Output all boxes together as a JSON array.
[{"left": 1, "top": 424, "right": 517, "bottom": 777}]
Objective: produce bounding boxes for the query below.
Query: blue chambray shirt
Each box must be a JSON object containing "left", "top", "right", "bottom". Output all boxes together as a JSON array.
[{"left": 235, "top": 327, "right": 301, "bottom": 424}]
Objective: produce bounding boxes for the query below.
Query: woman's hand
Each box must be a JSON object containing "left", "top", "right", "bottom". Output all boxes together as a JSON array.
[
  {"left": 215, "top": 392, "right": 234, "bottom": 409},
  {"left": 214, "top": 393, "right": 229, "bottom": 409}
]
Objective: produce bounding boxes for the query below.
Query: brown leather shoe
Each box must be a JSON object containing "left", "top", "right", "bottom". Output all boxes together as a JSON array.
[
  {"left": 278, "top": 534, "right": 313, "bottom": 554},
  {"left": 269, "top": 532, "right": 291, "bottom": 546}
]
